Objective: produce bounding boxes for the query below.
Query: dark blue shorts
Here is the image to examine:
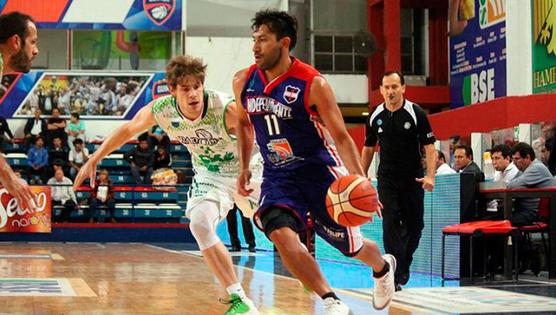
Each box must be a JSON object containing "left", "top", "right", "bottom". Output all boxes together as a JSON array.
[{"left": 254, "top": 164, "right": 363, "bottom": 255}]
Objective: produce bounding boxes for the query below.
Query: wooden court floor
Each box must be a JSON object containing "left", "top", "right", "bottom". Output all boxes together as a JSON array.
[{"left": 0, "top": 242, "right": 415, "bottom": 315}]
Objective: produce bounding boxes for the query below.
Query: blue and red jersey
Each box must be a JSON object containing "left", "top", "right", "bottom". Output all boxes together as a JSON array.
[{"left": 240, "top": 57, "right": 343, "bottom": 172}]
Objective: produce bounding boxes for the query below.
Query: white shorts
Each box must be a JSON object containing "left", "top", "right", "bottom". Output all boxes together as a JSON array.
[{"left": 186, "top": 172, "right": 261, "bottom": 219}]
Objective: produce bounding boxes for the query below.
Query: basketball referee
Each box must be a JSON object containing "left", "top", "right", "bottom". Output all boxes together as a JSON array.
[{"left": 361, "top": 71, "right": 436, "bottom": 291}]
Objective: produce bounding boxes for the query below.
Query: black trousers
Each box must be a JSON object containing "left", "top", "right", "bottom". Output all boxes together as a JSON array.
[
  {"left": 378, "top": 175, "right": 424, "bottom": 285},
  {"left": 226, "top": 206, "right": 256, "bottom": 248},
  {"left": 53, "top": 199, "right": 76, "bottom": 222}
]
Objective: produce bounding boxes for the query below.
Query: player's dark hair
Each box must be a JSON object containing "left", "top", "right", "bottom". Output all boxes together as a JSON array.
[
  {"left": 252, "top": 9, "right": 297, "bottom": 51},
  {"left": 0, "top": 12, "right": 34, "bottom": 44}
]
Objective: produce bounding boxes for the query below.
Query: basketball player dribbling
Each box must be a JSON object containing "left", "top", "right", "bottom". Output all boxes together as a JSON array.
[
  {"left": 233, "top": 9, "right": 396, "bottom": 314},
  {"left": 75, "top": 56, "right": 258, "bottom": 315},
  {"left": 0, "top": 12, "right": 39, "bottom": 209}
]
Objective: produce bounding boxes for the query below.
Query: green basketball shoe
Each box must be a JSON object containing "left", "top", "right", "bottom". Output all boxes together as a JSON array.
[{"left": 223, "top": 293, "right": 259, "bottom": 315}]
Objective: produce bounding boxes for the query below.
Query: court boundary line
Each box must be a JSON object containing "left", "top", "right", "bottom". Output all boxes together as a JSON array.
[{"left": 143, "top": 244, "right": 433, "bottom": 313}]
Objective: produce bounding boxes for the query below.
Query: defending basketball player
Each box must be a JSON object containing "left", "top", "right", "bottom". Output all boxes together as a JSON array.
[
  {"left": 74, "top": 56, "right": 258, "bottom": 315},
  {"left": 0, "top": 12, "right": 39, "bottom": 210},
  {"left": 233, "top": 10, "right": 396, "bottom": 314}
]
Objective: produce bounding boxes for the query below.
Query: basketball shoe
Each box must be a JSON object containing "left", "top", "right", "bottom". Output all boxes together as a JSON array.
[
  {"left": 323, "top": 297, "right": 352, "bottom": 315},
  {"left": 223, "top": 293, "right": 259, "bottom": 315},
  {"left": 372, "top": 254, "right": 396, "bottom": 310}
]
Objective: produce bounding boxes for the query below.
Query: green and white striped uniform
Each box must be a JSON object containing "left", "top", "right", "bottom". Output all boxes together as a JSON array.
[{"left": 151, "top": 90, "right": 242, "bottom": 217}]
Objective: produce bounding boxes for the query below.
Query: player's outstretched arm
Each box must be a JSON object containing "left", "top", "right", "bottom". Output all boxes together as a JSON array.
[
  {"left": 310, "top": 77, "right": 365, "bottom": 177},
  {"left": 232, "top": 69, "right": 255, "bottom": 196},
  {"left": 73, "top": 103, "right": 156, "bottom": 189},
  {"left": 0, "top": 157, "right": 36, "bottom": 210}
]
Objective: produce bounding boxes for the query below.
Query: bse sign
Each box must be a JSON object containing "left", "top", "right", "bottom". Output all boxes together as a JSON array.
[{"left": 463, "top": 68, "right": 495, "bottom": 105}]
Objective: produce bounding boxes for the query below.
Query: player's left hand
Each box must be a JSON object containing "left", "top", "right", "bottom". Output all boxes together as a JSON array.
[{"left": 416, "top": 176, "right": 434, "bottom": 192}]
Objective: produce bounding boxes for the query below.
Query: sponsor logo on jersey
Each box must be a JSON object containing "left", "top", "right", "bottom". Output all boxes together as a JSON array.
[
  {"left": 246, "top": 97, "right": 292, "bottom": 119},
  {"left": 144, "top": 0, "right": 175, "bottom": 26},
  {"left": 177, "top": 128, "right": 222, "bottom": 146},
  {"left": 266, "top": 138, "right": 299, "bottom": 165},
  {"left": 283, "top": 85, "right": 300, "bottom": 104},
  {"left": 321, "top": 225, "right": 345, "bottom": 240},
  {"left": 377, "top": 119, "right": 383, "bottom": 126},
  {"left": 378, "top": 127, "right": 383, "bottom": 133},
  {"left": 404, "top": 122, "right": 411, "bottom": 129}
]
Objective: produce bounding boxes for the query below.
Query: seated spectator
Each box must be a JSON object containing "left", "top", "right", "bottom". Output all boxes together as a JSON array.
[
  {"left": 492, "top": 144, "right": 519, "bottom": 184},
  {"left": 0, "top": 115, "right": 14, "bottom": 152},
  {"left": 435, "top": 150, "right": 456, "bottom": 175},
  {"left": 24, "top": 108, "right": 47, "bottom": 149},
  {"left": 508, "top": 142, "right": 556, "bottom": 226},
  {"left": 124, "top": 139, "right": 154, "bottom": 185},
  {"left": 67, "top": 112, "right": 85, "bottom": 150},
  {"left": 153, "top": 146, "right": 172, "bottom": 170},
  {"left": 142, "top": 125, "right": 170, "bottom": 150},
  {"left": 47, "top": 169, "right": 78, "bottom": 223},
  {"left": 68, "top": 138, "right": 89, "bottom": 179},
  {"left": 27, "top": 136, "right": 48, "bottom": 185},
  {"left": 454, "top": 144, "right": 485, "bottom": 182},
  {"left": 48, "top": 137, "right": 69, "bottom": 176},
  {"left": 14, "top": 170, "right": 27, "bottom": 184},
  {"left": 46, "top": 107, "right": 67, "bottom": 148},
  {"left": 89, "top": 169, "right": 116, "bottom": 223}
]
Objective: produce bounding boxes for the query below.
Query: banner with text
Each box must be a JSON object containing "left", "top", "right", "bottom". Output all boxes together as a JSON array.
[
  {"left": 449, "top": 0, "right": 506, "bottom": 108},
  {"left": 0, "top": 0, "right": 182, "bottom": 31},
  {"left": 532, "top": 0, "right": 556, "bottom": 94},
  {"left": 0, "top": 186, "right": 52, "bottom": 233}
]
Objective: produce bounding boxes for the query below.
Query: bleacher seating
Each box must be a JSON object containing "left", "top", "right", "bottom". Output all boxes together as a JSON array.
[{"left": 6, "top": 139, "right": 192, "bottom": 223}]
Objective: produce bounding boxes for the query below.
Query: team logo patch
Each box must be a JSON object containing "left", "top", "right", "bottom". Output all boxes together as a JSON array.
[
  {"left": 283, "top": 85, "right": 300, "bottom": 104},
  {"left": 377, "top": 119, "right": 383, "bottom": 126},
  {"left": 404, "top": 122, "right": 411, "bottom": 129},
  {"left": 144, "top": 0, "right": 176, "bottom": 26},
  {"left": 170, "top": 118, "right": 181, "bottom": 128},
  {"left": 266, "top": 138, "right": 300, "bottom": 166}
]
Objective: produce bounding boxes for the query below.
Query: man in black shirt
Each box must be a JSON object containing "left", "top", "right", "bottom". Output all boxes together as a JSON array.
[
  {"left": 361, "top": 71, "right": 436, "bottom": 291},
  {"left": 124, "top": 138, "right": 154, "bottom": 184}
]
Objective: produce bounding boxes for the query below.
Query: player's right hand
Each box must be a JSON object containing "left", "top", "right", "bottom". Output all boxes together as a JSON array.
[
  {"left": 236, "top": 169, "right": 253, "bottom": 196},
  {"left": 3, "top": 177, "right": 36, "bottom": 211},
  {"left": 73, "top": 158, "right": 98, "bottom": 190}
]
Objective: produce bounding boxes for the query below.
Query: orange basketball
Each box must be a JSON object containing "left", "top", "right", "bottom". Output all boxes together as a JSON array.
[{"left": 325, "top": 175, "right": 378, "bottom": 227}]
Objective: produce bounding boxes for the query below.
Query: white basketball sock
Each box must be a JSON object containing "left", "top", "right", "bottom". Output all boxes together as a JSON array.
[{"left": 226, "top": 283, "right": 247, "bottom": 300}]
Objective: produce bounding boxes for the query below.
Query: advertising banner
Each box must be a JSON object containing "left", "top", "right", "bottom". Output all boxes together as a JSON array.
[
  {"left": 0, "top": 0, "right": 182, "bottom": 31},
  {"left": 532, "top": 0, "right": 556, "bottom": 94},
  {"left": 449, "top": 0, "right": 506, "bottom": 108},
  {"left": 0, "top": 186, "right": 52, "bottom": 233}
]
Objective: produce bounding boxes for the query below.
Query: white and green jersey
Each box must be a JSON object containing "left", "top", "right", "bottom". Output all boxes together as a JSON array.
[{"left": 151, "top": 90, "right": 239, "bottom": 177}]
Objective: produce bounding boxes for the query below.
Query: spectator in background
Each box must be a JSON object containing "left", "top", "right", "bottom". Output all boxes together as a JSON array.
[
  {"left": 547, "top": 135, "right": 556, "bottom": 176},
  {"left": 27, "top": 136, "right": 48, "bottom": 184},
  {"left": 144, "top": 125, "right": 170, "bottom": 150},
  {"left": 47, "top": 169, "right": 77, "bottom": 222},
  {"left": 453, "top": 144, "right": 485, "bottom": 182},
  {"left": 153, "top": 146, "right": 172, "bottom": 170},
  {"left": 124, "top": 138, "right": 154, "bottom": 185},
  {"left": 0, "top": 115, "right": 14, "bottom": 152},
  {"left": 24, "top": 108, "right": 46, "bottom": 149},
  {"left": 508, "top": 142, "right": 556, "bottom": 226},
  {"left": 435, "top": 150, "right": 456, "bottom": 175},
  {"left": 46, "top": 107, "right": 67, "bottom": 147},
  {"left": 68, "top": 138, "right": 89, "bottom": 179},
  {"left": 485, "top": 144, "right": 519, "bottom": 214},
  {"left": 491, "top": 144, "right": 519, "bottom": 184},
  {"left": 67, "top": 112, "right": 85, "bottom": 150},
  {"left": 48, "top": 136, "right": 69, "bottom": 176},
  {"left": 14, "top": 170, "right": 27, "bottom": 184},
  {"left": 88, "top": 169, "right": 115, "bottom": 223},
  {"left": 226, "top": 204, "right": 256, "bottom": 252}
]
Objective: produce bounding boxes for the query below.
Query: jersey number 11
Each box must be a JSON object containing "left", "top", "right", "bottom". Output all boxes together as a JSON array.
[{"left": 264, "top": 114, "right": 281, "bottom": 136}]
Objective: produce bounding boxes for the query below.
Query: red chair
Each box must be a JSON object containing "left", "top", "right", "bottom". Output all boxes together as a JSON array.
[
  {"left": 441, "top": 220, "right": 519, "bottom": 282},
  {"left": 517, "top": 197, "right": 550, "bottom": 275}
]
